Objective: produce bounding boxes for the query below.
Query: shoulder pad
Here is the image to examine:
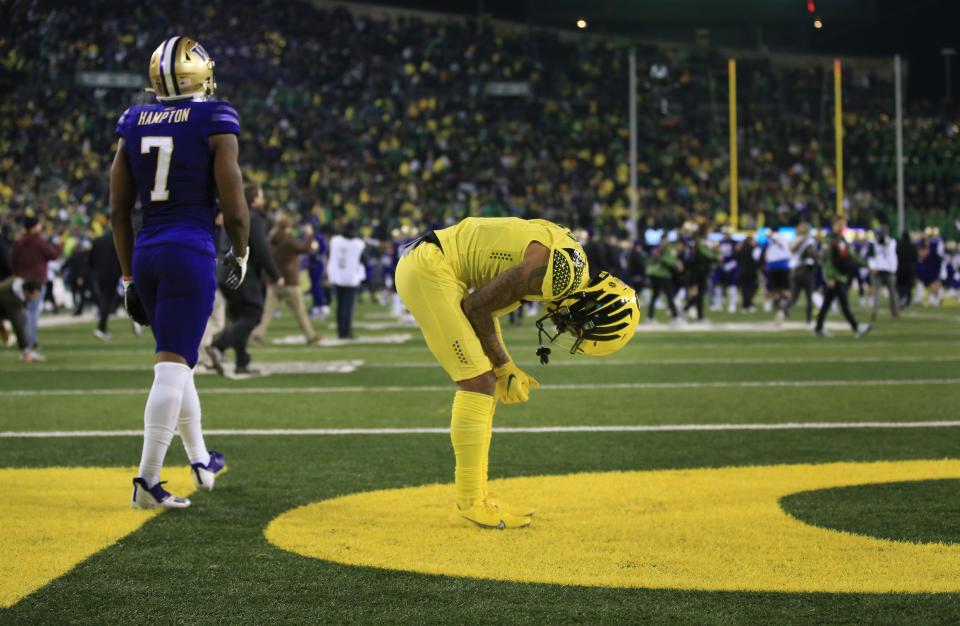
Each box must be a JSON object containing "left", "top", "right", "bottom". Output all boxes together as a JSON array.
[
  {"left": 116, "top": 106, "right": 139, "bottom": 138},
  {"left": 208, "top": 100, "right": 241, "bottom": 135},
  {"left": 543, "top": 246, "right": 588, "bottom": 300}
]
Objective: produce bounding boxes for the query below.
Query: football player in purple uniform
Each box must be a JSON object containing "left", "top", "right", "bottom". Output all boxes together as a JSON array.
[
  {"left": 110, "top": 37, "right": 250, "bottom": 509},
  {"left": 712, "top": 226, "right": 739, "bottom": 313}
]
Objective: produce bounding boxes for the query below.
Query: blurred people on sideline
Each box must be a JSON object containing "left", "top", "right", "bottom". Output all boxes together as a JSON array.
[
  {"left": 327, "top": 222, "right": 366, "bottom": 339},
  {"left": 736, "top": 235, "right": 761, "bottom": 312},
  {"left": 814, "top": 217, "right": 871, "bottom": 338},
  {"left": 763, "top": 229, "right": 792, "bottom": 323},
  {"left": 896, "top": 230, "right": 918, "bottom": 307},
  {"left": 208, "top": 183, "right": 282, "bottom": 376},
  {"left": 786, "top": 221, "right": 818, "bottom": 324},
  {"left": 12, "top": 215, "right": 61, "bottom": 351},
  {"left": 89, "top": 229, "right": 123, "bottom": 340},
  {"left": 0, "top": 277, "right": 43, "bottom": 362},
  {"left": 252, "top": 214, "right": 320, "bottom": 345},
  {"left": 307, "top": 224, "right": 330, "bottom": 320},
  {"left": 868, "top": 226, "right": 899, "bottom": 320},
  {"left": 646, "top": 238, "right": 682, "bottom": 322}
]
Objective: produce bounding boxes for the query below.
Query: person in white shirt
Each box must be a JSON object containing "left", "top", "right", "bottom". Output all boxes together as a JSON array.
[
  {"left": 763, "top": 230, "right": 793, "bottom": 323},
  {"left": 327, "top": 223, "right": 367, "bottom": 339},
  {"left": 868, "top": 226, "right": 899, "bottom": 320}
]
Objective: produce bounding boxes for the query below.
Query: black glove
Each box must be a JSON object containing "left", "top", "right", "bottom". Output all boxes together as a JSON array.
[
  {"left": 122, "top": 279, "right": 150, "bottom": 326},
  {"left": 222, "top": 247, "right": 249, "bottom": 290}
]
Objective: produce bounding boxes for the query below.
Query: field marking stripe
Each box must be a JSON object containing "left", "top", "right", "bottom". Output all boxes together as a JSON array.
[
  {"left": 1, "top": 378, "right": 958, "bottom": 397},
  {"left": 375, "top": 355, "right": 960, "bottom": 368},
  {"left": 3, "top": 421, "right": 960, "bottom": 438},
  {"left": 16, "top": 340, "right": 960, "bottom": 357},
  {"left": 3, "top": 355, "right": 960, "bottom": 374}
]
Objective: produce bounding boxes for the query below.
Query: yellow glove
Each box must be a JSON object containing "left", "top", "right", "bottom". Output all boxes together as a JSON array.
[{"left": 493, "top": 361, "right": 540, "bottom": 404}]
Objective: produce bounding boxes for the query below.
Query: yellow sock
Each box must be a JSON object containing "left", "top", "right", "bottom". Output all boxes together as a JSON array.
[
  {"left": 450, "top": 390, "right": 495, "bottom": 509},
  {"left": 481, "top": 402, "right": 495, "bottom": 496}
]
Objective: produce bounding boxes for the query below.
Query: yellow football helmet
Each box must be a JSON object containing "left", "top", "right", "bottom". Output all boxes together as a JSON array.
[
  {"left": 534, "top": 272, "right": 639, "bottom": 362},
  {"left": 148, "top": 36, "right": 216, "bottom": 102}
]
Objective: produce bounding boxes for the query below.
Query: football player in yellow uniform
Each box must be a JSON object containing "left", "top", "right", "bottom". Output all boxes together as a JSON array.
[{"left": 395, "top": 217, "right": 639, "bottom": 528}]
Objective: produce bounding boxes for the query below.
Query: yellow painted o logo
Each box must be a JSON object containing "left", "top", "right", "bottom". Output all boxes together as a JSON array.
[
  {"left": 265, "top": 460, "right": 960, "bottom": 593},
  {"left": 0, "top": 467, "right": 198, "bottom": 607}
]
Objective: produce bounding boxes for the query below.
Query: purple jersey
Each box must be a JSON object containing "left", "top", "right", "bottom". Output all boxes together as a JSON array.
[
  {"left": 116, "top": 99, "right": 240, "bottom": 255},
  {"left": 923, "top": 237, "right": 945, "bottom": 265},
  {"left": 718, "top": 237, "right": 737, "bottom": 263}
]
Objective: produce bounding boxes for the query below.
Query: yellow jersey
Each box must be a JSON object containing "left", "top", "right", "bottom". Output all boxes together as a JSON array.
[{"left": 433, "top": 217, "right": 589, "bottom": 301}]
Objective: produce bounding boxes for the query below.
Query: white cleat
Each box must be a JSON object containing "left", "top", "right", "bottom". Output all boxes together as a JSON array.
[
  {"left": 131, "top": 477, "right": 190, "bottom": 509},
  {"left": 191, "top": 451, "right": 226, "bottom": 491}
]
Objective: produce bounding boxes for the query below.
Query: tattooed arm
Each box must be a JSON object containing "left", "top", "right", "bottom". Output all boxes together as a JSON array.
[{"left": 461, "top": 242, "right": 549, "bottom": 367}]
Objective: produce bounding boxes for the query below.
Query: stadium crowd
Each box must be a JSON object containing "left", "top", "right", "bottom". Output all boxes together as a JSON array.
[
  {"left": 3, "top": 0, "right": 960, "bottom": 233},
  {"left": 1, "top": 0, "right": 959, "bottom": 363}
]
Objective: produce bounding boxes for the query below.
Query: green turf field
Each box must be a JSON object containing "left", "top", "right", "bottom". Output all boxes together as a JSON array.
[{"left": 1, "top": 300, "right": 958, "bottom": 624}]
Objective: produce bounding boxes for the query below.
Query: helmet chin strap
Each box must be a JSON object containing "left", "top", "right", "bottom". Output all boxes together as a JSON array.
[
  {"left": 536, "top": 346, "right": 551, "bottom": 365},
  {"left": 534, "top": 314, "right": 553, "bottom": 365}
]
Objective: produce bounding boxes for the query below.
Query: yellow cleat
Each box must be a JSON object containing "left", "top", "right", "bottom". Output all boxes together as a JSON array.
[
  {"left": 488, "top": 492, "right": 536, "bottom": 518},
  {"left": 455, "top": 498, "right": 531, "bottom": 529}
]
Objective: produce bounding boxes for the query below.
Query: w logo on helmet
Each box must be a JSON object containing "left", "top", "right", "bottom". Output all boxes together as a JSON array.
[{"left": 190, "top": 43, "right": 209, "bottom": 61}]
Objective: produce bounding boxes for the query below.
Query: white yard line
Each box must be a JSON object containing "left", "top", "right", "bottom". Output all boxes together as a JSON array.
[
  {"left": 1, "top": 378, "right": 958, "bottom": 397},
  {"left": 3, "top": 420, "right": 960, "bottom": 438},
  {"left": 15, "top": 339, "right": 960, "bottom": 359},
  {"left": 2, "top": 355, "right": 959, "bottom": 374},
  {"left": 374, "top": 355, "right": 960, "bottom": 368}
]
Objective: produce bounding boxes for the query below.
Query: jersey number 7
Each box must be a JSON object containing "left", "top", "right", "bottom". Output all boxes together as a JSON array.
[{"left": 141, "top": 136, "right": 173, "bottom": 201}]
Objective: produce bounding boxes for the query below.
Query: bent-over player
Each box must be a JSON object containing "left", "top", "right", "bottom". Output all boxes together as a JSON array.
[{"left": 395, "top": 217, "right": 638, "bottom": 529}]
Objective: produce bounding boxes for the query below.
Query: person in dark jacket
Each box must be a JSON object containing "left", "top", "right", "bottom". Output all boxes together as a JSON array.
[
  {"left": 89, "top": 229, "right": 123, "bottom": 340},
  {"left": 735, "top": 236, "right": 761, "bottom": 312},
  {"left": 896, "top": 230, "right": 918, "bottom": 308},
  {"left": 208, "top": 183, "right": 282, "bottom": 376},
  {"left": 582, "top": 231, "right": 611, "bottom": 277},
  {"left": 12, "top": 215, "right": 61, "bottom": 349},
  {"left": 63, "top": 238, "right": 94, "bottom": 315},
  {"left": 625, "top": 240, "right": 646, "bottom": 301},
  {"left": 682, "top": 228, "right": 718, "bottom": 322}
]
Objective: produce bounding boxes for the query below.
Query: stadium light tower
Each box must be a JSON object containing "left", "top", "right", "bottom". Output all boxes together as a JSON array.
[
  {"left": 895, "top": 54, "right": 905, "bottom": 234},
  {"left": 942, "top": 48, "right": 956, "bottom": 102}
]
